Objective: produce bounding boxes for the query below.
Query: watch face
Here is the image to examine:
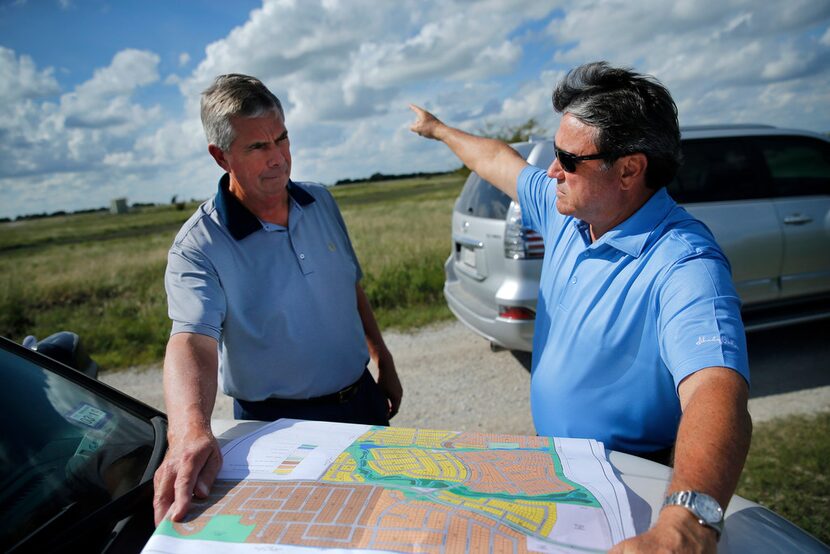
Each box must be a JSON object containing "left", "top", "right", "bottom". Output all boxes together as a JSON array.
[{"left": 693, "top": 494, "right": 723, "bottom": 523}]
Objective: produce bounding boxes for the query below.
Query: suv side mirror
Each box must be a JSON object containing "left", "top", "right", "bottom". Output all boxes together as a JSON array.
[{"left": 24, "top": 331, "right": 100, "bottom": 379}]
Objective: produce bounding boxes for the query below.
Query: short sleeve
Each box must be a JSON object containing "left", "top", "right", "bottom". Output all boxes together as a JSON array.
[
  {"left": 517, "top": 165, "right": 557, "bottom": 234},
  {"left": 657, "top": 252, "right": 750, "bottom": 390},
  {"left": 165, "top": 243, "right": 226, "bottom": 340}
]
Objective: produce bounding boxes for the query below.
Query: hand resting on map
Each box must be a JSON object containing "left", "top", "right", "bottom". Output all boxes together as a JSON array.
[{"left": 153, "top": 423, "right": 222, "bottom": 525}]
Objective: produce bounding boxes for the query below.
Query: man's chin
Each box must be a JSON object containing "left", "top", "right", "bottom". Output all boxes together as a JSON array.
[
  {"left": 558, "top": 205, "right": 579, "bottom": 218},
  {"left": 262, "top": 175, "right": 289, "bottom": 185}
]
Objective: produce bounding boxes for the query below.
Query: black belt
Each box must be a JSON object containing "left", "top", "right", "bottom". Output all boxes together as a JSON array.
[
  {"left": 261, "top": 370, "right": 366, "bottom": 406},
  {"left": 628, "top": 445, "right": 674, "bottom": 466}
]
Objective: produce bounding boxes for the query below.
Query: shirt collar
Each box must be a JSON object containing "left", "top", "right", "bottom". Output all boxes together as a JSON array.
[
  {"left": 214, "top": 173, "right": 315, "bottom": 240},
  {"left": 583, "top": 187, "right": 676, "bottom": 258}
]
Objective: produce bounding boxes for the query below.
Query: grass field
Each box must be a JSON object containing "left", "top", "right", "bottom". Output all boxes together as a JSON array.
[
  {"left": 736, "top": 412, "right": 830, "bottom": 545},
  {"left": 1, "top": 173, "right": 828, "bottom": 543},
  {"left": 0, "top": 174, "right": 463, "bottom": 369}
]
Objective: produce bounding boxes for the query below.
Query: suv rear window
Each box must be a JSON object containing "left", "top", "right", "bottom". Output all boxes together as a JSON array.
[{"left": 455, "top": 172, "right": 512, "bottom": 219}]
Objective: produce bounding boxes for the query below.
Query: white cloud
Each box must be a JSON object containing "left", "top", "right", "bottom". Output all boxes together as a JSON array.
[
  {"left": 496, "top": 70, "right": 565, "bottom": 133},
  {"left": 58, "top": 49, "right": 161, "bottom": 133},
  {"left": 182, "top": 0, "right": 552, "bottom": 121},
  {"left": 70, "top": 49, "right": 159, "bottom": 98},
  {"left": 341, "top": 13, "right": 522, "bottom": 94},
  {"left": 540, "top": 1, "right": 830, "bottom": 132},
  {"left": 547, "top": 1, "right": 830, "bottom": 82},
  {"left": 2, "top": 0, "right": 830, "bottom": 219},
  {"left": 761, "top": 42, "right": 814, "bottom": 80},
  {"left": 0, "top": 48, "right": 166, "bottom": 200},
  {"left": 0, "top": 47, "right": 61, "bottom": 103}
]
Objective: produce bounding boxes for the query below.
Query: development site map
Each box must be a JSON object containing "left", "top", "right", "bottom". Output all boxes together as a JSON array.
[{"left": 142, "top": 419, "right": 635, "bottom": 553}]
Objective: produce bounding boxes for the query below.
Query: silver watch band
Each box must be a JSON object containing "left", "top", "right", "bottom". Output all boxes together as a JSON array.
[{"left": 663, "top": 490, "right": 724, "bottom": 536}]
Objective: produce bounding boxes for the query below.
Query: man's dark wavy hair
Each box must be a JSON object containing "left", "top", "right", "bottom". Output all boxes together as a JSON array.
[{"left": 552, "top": 61, "right": 682, "bottom": 189}]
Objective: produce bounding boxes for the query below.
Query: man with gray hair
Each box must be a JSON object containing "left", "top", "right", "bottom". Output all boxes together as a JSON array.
[
  {"left": 153, "top": 74, "right": 402, "bottom": 526},
  {"left": 410, "top": 62, "right": 751, "bottom": 552}
]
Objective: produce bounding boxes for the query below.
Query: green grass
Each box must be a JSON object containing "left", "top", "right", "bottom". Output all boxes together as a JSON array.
[
  {"left": 0, "top": 203, "right": 194, "bottom": 253},
  {"left": 0, "top": 174, "right": 464, "bottom": 369},
  {"left": 334, "top": 174, "right": 461, "bottom": 330},
  {"left": 736, "top": 412, "right": 830, "bottom": 545}
]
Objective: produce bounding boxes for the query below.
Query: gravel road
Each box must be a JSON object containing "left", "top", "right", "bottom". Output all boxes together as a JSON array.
[{"left": 101, "top": 319, "right": 830, "bottom": 433}]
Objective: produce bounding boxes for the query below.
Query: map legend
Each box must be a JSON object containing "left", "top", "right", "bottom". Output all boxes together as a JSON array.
[{"left": 274, "top": 444, "right": 318, "bottom": 475}]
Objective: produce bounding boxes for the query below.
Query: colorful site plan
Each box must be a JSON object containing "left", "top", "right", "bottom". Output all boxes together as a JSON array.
[{"left": 142, "top": 419, "right": 636, "bottom": 553}]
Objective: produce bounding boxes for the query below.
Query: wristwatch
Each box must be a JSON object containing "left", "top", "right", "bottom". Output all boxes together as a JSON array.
[{"left": 662, "top": 490, "right": 724, "bottom": 537}]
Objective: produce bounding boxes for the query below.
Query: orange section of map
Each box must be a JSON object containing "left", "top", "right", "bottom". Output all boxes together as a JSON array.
[
  {"left": 173, "top": 480, "right": 537, "bottom": 553},
  {"left": 456, "top": 450, "right": 573, "bottom": 495}
]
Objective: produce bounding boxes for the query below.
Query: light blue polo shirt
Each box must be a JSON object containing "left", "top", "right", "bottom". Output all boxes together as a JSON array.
[
  {"left": 517, "top": 166, "right": 749, "bottom": 454},
  {"left": 165, "top": 174, "right": 368, "bottom": 401}
]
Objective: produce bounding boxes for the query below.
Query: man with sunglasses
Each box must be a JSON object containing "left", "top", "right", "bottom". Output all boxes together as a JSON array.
[{"left": 410, "top": 61, "right": 750, "bottom": 553}]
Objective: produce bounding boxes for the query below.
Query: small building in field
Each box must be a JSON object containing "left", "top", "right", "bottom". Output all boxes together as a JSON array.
[{"left": 110, "top": 197, "right": 128, "bottom": 214}]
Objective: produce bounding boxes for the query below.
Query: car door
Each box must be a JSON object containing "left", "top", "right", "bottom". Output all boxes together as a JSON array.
[
  {"left": 449, "top": 171, "right": 511, "bottom": 315},
  {"left": 670, "top": 136, "right": 783, "bottom": 305},
  {"left": 758, "top": 135, "right": 830, "bottom": 299},
  {"left": 447, "top": 143, "right": 537, "bottom": 320}
]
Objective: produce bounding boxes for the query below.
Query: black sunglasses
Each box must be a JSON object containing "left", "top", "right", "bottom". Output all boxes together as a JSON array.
[{"left": 553, "top": 142, "right": 608, "bottom": 173}]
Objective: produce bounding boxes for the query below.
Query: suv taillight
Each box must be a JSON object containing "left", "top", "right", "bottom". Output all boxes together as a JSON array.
[
  {"left": 498, "top": 306, "right": 536, "bottom": 320},
  {"left": 504, "top": 201, "right": 544, "bottom": 259}
]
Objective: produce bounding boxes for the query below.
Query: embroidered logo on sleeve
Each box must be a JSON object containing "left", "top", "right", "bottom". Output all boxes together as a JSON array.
[{"left": 695, "top": 335, "right": 737, "bottom": 348}]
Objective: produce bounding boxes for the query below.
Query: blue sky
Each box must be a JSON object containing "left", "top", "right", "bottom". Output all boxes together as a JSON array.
[{"left": 1, "top": 0, "right": 829, "bottom": 219}]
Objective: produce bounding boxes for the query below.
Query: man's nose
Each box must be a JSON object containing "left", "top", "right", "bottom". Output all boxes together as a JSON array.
[
  {"left": 547, "top": 158, "right": 564, "bottom": 179},
  {"left": 267, "top": 145, "right": 286, "bottom": 167}
]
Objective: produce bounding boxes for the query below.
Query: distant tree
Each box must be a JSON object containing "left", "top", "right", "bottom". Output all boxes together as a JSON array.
[
  {"left": 333, "top": 170, "right": 452, "bottom": 186},
  {"left": 478, "top": 118, "right": 548, "bottom": 143},
  {"left": 447, "top": 118, "right": 549, "bottom": 177}
]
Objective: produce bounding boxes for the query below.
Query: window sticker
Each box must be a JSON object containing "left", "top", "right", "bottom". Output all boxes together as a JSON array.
[
  {"left": 66, "top": 403, "right": 111, "bottom": 430},
  {"left": 74, "top": 433, "right": 103, "bottom": 456}
]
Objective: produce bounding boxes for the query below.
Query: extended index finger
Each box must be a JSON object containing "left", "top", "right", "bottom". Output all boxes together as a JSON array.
[
  {"left": 152, "top": 459, "right": 177, "bottom": 526},
  {"left": 168, "top": 448, "right": 209, "bottom": 522},
  {"left": 408, "top": 104, "right": 431, "bottom": 126},
  {"left": 193, "top": 446, "right": 223, "bottom": 499}
]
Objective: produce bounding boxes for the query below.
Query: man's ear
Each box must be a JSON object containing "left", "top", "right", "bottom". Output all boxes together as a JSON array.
[
  {"left": 208, "top": 144, "right": 230, "bottom": 172},
  {"left": 618, "top": 153, "right": 648, "bottom": 191}
]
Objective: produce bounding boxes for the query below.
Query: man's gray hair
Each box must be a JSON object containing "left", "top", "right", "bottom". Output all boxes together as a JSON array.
[
  {"left": 200, "top": 74, "right": 285, "bottom": 151},
  {"left": 552, "top": 61, "right": 682, "bottom": 189}
]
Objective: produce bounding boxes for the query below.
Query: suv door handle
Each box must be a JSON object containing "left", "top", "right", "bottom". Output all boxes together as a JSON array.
[{"left": 783, "top": 214, "right": 813, "bottom": 225}]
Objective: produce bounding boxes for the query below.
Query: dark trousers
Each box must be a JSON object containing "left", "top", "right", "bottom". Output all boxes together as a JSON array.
[
  {"left": 233, "top": 368, "right": 390, "bottom": 426},
  {"left": 624, "top": 445, "right": 674, "bottom": 466}
]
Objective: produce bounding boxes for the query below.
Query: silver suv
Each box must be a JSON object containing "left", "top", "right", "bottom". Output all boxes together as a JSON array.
[{"left": 444, "top": 125, "right": 830, "bottom": 352}]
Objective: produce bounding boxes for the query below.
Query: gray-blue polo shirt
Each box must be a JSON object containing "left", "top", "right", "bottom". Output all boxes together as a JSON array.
[
  {"left": 165, "top": 174, "right": 368, "bottom": 401},
  {"left": 517, "top": 166, "right": 750, "bottom": 454}
]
